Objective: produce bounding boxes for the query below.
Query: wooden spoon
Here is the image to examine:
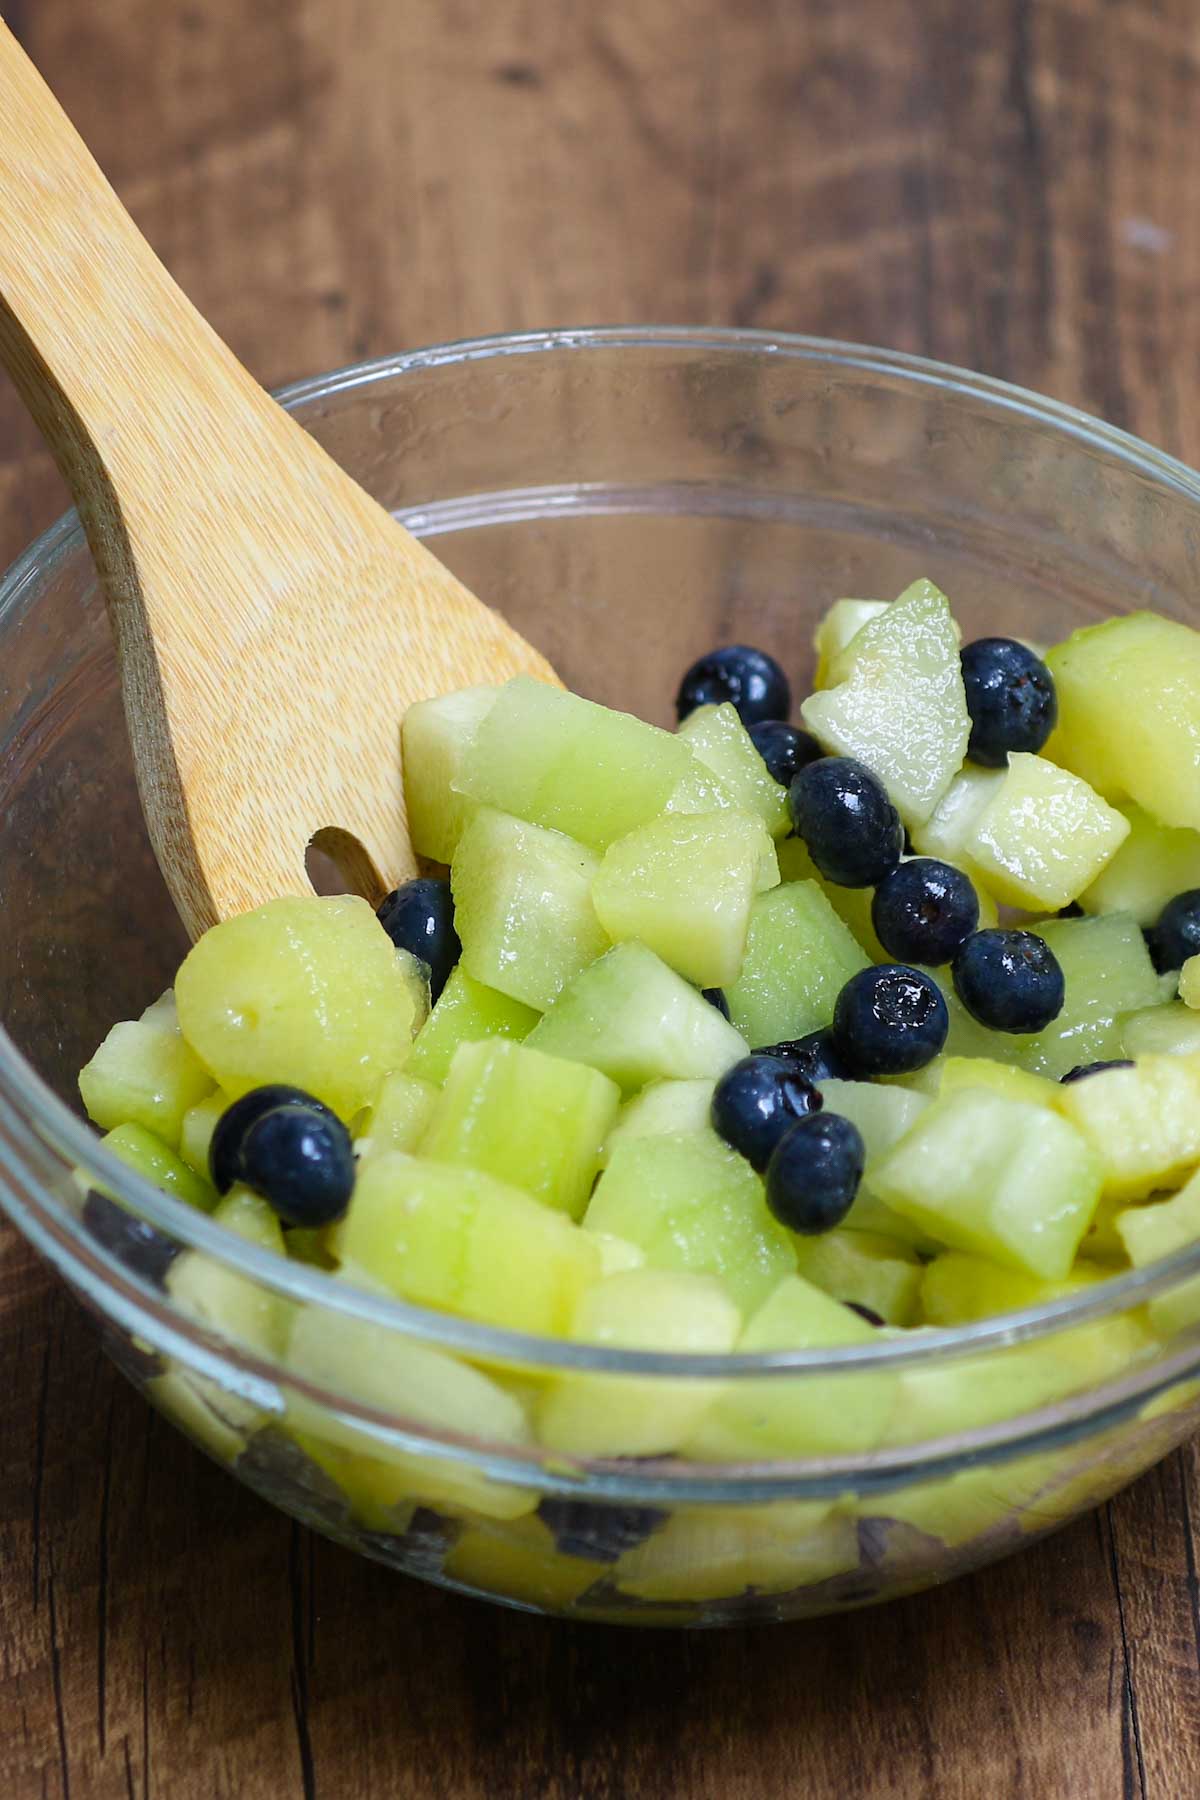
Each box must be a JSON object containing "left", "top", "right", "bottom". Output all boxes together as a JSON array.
[{"left": 0, "top": 23, "right": 558, "bottom": 940}]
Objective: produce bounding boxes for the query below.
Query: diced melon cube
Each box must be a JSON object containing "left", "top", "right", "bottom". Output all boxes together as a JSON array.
[
  {"left": 1057, "top": 1053, "right": 1200, "bottom": 1200},
  {"left": 870, "top": 1087, "right": 1102, "bottom": 1279},
  {"left": 526, "top": 942, "right": 747, "bottom": 1090},
  {"left": 453, "top": 676, "right": 694, "bottom": 851},
  {"left": 910, "top": 764, "right": 1003, "bottom": 870},
  {"left": 813, "top": 597, "right": 889, "bottom": 689},
  {"left": 443, "top": 1520, "right": 598, "bottom": 1604},
  {"left": 175, "top": 896, "right": 426, "bottom": 1119},
  {"left": 937, "top": 1055, "right": 1060, "bottom": 1107},
  {"left": 536, "top": 1270, "right": 742, "bottom": 1456},
  {"left": 406, "top": 966, "right": 539, "bottom": 1085},
  {"left": 1182, "top": 957, "right": 1200, "bottom": 1010},
  {"left": 451, "top": 807, "right": 607, "bottom": 1010},
  {"left": 1045, "top": 612, "right": 1200, "bottom": 829},
  {"left": 79, "top": 1016, "right": 215, "bottom": 1148},
  {"left": 800, "top": 579, "right": 970, "bottom": 826},
  {"left": 592, "top": 810, "right": 776, "bottom": 988},
  {"left": 167, "top": 1187, "right": 291, "bottom": 1356},
  {"left": 615, "top": 1504, "right": 857, "bottom": 1603},
  {"left": 400, "top": 684, "right": 499, "bottom": 864},
  {"left": 139, "top": 989, "right": 181, "bottom": 1029},
  {"left": 179, "top": 1093, "right": 226, "bottom": 1178},
  {"left": 790, "top": 1228, "right": 922, "bottom": 1326},
  {"left": 1080, "top": 805, "right": 1200, "bottom": 926},
  {"left": 599, "top": 1078, "right": 715, "bottom": 1167},
  {"left": 589, "top": 1232, "right": 647, "bottom": 1275},
  {"left": 1121, "top": 1001, "right": 1200, "bottom": 1059},
  {"left": 724, "top": 881, "right": 869, "bottom": 1048},
  {"left": 962, "top": 754, "right": 1130, "bottom": 911},
  {"left": 101, "top": 1122, "right": 219, "bottom": 1213},
  {"left": 676, "top": 702, "right": 790, "bottom": 837},
  {"left": 684, "top": 1275, "right": 895, "bottom": 1458},
  {"left": 585, "top": 1131, "right": 795, "bottom": 1311},
  {"left": 814, "top": 1079, "right": 934, "bottom": 1247},
  {"left": 419, "top": 1038, "right": 619, "bottom": 1218},
  {"left": 355, "top": 1071, "right": 439, "bottom": 1160},
  {"left": 662, "top": 755, "right": 739, "bottom": 817},
  {"left": 919, "top": 1251, "right": 1116, "bottom": 1326},
  {"left": 339, "top": 1153, "right": 601, "bottom": 1334},
  {"left": 1115, "top": 1168, "right": 1200, "bottom": 1339}
]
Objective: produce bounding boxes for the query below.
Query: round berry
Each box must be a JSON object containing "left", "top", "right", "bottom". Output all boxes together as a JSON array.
[
  {"left": 1060, "top": 1059, "right": 1134, "bottom": 1084},
  {"left": 710, "top": 1055, "right": 823, "bottom": 1172},
  {"left": 1145, "top": 889, "right": 1200, "bottom": 974},
  {"left": 209, "top": 1084, "right": 339, "bottom": 1195},
  {"left": 376, "top": 877, "right": 460, "bottom": 1002},
  {"left": 832, "top": 965, "right": 949, "bottom": 1076},
  {"left": 765, "top": 1114, "right": 865, "bottom": 1235},
  {"left": 82, "top": 1190, "right": 179, "bottom": 1287},
  {"left": 788, "top": 757, "right": 904, "bottom": 888},
  {"left": 952, "top": 929, "right": 1065, "bottom": 1033},
  {"left": 871, "top": 858, "right": 980, "bottom": 966},
  {"left": 753, "top": 1028, "right": 855, "bottom": 1084},
  {"left": 675, "top": 644, "right": 791, "bottom": 727},
  {"left": 210, "top": 1087, "right": 354, "bottom": 1227},
  {"left": 701, "top": 986, "right": 731, "bottom": 1020},
  {"left": 536, "top": 1497, "right": 668, "bottom": 1563},
  {"left": 747, "top": 719, "right": 823, "bottom": 788},
  {"left": 960, "top": 637, "right": 1058, "bottom": 766}
]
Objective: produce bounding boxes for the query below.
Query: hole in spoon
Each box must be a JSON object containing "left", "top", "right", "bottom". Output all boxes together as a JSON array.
[{"left": 306, "top": 828, "right": 386, "bottom": 905}]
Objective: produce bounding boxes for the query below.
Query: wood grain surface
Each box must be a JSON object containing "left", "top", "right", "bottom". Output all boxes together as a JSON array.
[{"left": 2, "top": 2, "right": 1200, "bottom": 1795}]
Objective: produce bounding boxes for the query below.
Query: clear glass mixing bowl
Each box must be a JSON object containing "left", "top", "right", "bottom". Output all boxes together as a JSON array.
[{"left": 3, "top": 328, "right": 1200, "bottom": 1626}]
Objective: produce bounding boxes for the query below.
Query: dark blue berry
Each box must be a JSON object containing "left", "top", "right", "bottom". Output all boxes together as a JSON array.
[
  {"left": 82, "top": 1190, "right": 179, "bottom": 1287},
  {"left": 747, "top": 719, "right": 823, "bottom": 788},
  {"left": 376, "top": 877, "right": 460, "bottom": 1002},
  {"left": 537, "top": 1497, "right": 668, "bottom": 1563},
  {"left": 871, "top": 858, "right": 980, "bottom": 966},
  {"left": 701, "top": 986, "right": 731, "bottom": 1020},
  {"left": 1060, "top": 1059, "right": 1134, "bottom": 1084},
  {"left": 788, "top": 757, "right": 904, "bottom": 888},
  {"left": 765, "top": 1114, "right": 865, "bottom": 1235},
  {"left": 211, "top": 1089, "right": 354, "bottom": 1227},
  {"left": 1145, "top": 889, "right": 1200, "bottom": 974},
  {"left": 710, "top": 1055, "right": 823, "bottom": 1173},
  {"left": 846, "top": 1301, "right": 885, "bottom": 1328},
  {"left": 210, "top": 1084, "right": 338, "bottom": 1195},
  {"left": 675, "top": 644, "right": 791, "bottom": 727},
  {"left": 754, "top": 1028, "right": 856, "bottom": 1084},
  {"left": 952, "top": 929, "right": 1065, "bottom": 1033},
  {"left": 1057, "top": 901, "right": 1085, "bottom": 919},
  {"left": 832, "top": 965, "right": 949, "bottom": 1076},
  {"left": 960, "top": 637, "right": 1058, "bottom": 767}
]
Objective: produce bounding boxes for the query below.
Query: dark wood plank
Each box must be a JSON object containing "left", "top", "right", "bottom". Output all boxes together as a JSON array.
[{"left": 2, "top": 0, "right": 1199, "bottom": 1794}]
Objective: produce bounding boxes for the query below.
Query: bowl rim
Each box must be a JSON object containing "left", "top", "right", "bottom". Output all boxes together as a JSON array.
[{"left": 5, "top": 323, "right": 1200, "bottom": 1388}]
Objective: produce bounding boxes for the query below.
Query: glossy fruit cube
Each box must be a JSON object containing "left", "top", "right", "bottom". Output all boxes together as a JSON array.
[
  {"left": 167, "top": 1187, "right": 291, "bottom": 1356},
  {"left": 1057, "top": 1053, "right": 1200, "bottom": 1200},
  {"left": 676, "top": 702, "right": 790, "bottom": 838},
  {"left": 724, "top": 880, "right": 869, "bottom": 1048},
  {"left": 101, "top": 1122, "right": 218, "bottom": 1213},
  {"left": 1120, "top": 1001, "right": 1200, "bottom": 1059},
  {"left": 812, "top": 597, "right": 888, "bottom": 689},
  {"left": 789, "top": 1228, "right": 922, "bottom": 1326},
  {"left": 355, "top": 1070, "right": 439, "bottom": 1159},
  {"left": 79, "top": 1012, "right": 214, "bottom": 1149},
  {"left": 1080, "top": 804, "right": 1200, "bottom": 926},
  {"left": 599, "top": 1078, "right": 716, "bottom": 1167},
  {"left": 400, "top": 683, "right": 499, "bottom": 864},
  {"left": 1115, "top": 1169, "right": 1200, "bottom": 1339},
  {"left": 406, "top": 966, "right": 539, "bottom": 1085},
  {"left": 179, "top": 1093, "right": 226, "bottom": 1178},
  {"left": 962, "top": 753, "right": 1130, "bottom": 911}
]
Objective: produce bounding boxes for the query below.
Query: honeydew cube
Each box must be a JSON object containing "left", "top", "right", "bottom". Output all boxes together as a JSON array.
[
  {"left": 355, "top": 1071, "right": 439, "bottom": 1160},
  {"left": 589, "top": 1232, "right": 647, "bottom": 1275},
  {"left": 451, "top": 808, "right": 607, "bottom": 1010},
  {"left": 1045, "top": 612, "right": 1200, "bottom": 829},
  {"left": 870, "top": 1087, "right": 1102, "bottom": 1279},
  {"left": 789, "top": 1229, "right": 922, "bottom": 1326},
  {"left": 592, "top": 810, "right": 777, "bottom": 988},
  {"left": 800, "top": 579, "right": 971, "bottom": 827},
  {"left": 444, "top": 1520, "right": 599, "bottom": 1604},
  {"left": 526, "top": 943, "right": 748, "bottom": 1090},
  {"left": 1121, "top": 1002, "right": 1200, "bottom": 1059},
  {"left": 585, "top": 1132, "right": 795, "bottom": 1312},
  {"left": 167, "top": 1186, "right": 291, "bottom": 1357},
  {"left": 79, "top": 1015, "right": 215, "bottom": 1149},
  {"left": 815, "top": 1078, "right": 934, "bottom": 1249},
  {"left": 400, "top": 684, "right": 499, "bottom": 864},
  {"left": 724, "top": 881, "right": 869, "bottom": 1048},
  {"left": 962, "top": 754, "right": 1130, "bottom": 911},
  {"left": 1080, "top": 805, "right": 1200, "bottom": 925},
  {"left": 599, "top": 1078, "right": 716, "bottom": 1167},
  {"left": 406, "top": 966, "right": 539, "bottom": 1085},
  {"left": 179, "top": 1093, "right": 226, "bottom": 1178},
  {"left": 614, "top": 1505, "right": 858, "bottom": 1603},
  {"left": 536, "top": 1270, "right": 742, "bottom": 1456},
  {"left": 676, "top": 702, "right": 791, "bottom": 837},
  {"left": 175, "top": 896, "right": 427, "bottom": 1120},
  {"left": 1057, "top": 1053, "right": 1200, "bottom": 1200},
  {"left": 919, "top": 1251, "right": 1117, "bottom": 1326},
  {"left": 936, "top": 1055, "right": 1060, "bottom": 1108},
  {"left": 419, "top": 1039, "right": 619, "bottom": 1218},
  {"left": 339, "top": 1153, "right": 602, "bottom": 1335},
  {"left": 662, "top": 756, "right": 740, "bottom": 817},
  {"left": 101, "top": 1122, "right": 219, "bottom": 1213},
  {"left": 1182, "top": 958, "right": 1200, "bottom": 1010},
  {"left": 1115, "top": 1169, "right": 1200, "bottom": 1339},
  {"left": 453, "top": 676, "right": 694, "bottom": 851},
  {"left": 813, "top": 597, "right": 889, "bottom": 689},
  {"left": 910, "top": 764, "right": 1003, "bottom": 869}
]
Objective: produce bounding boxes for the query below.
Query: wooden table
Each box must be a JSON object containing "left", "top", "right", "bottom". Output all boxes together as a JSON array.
[{"left": 2, "top": 2, "right": 1199, "bottom": 1794}]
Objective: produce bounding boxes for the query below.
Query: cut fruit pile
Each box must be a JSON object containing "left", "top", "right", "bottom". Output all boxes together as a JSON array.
[{"left": 78, "top": 587, "right": 1200, "bottom": 1490}]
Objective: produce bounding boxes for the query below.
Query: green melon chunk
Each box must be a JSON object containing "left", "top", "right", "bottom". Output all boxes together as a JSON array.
[
  {"left": 406, "top": 966, "right": 540, "bottom": 1086},
  {"left": 80, "top": 1016, "right": 215, "bottom": 1149},
  {"left": 1121, "top": 1002, "right": 1200, "bottom": 1059},
  {"left": 813, "top": 1078, "right": 934, "bottom": 1248},
  {"left": 1115, "top": 1169, "right": 1200, "bottom": 1340},
  {"left": 724, "top": 880, "right": 869, "bottom": 1048},
  {"left": 179, "top": 1093, "right": 226, "bottom": 1179},
  {"left": 356, "top": 1071, "right": 439, "bottom": 1159},
  {"left": 400, "top": 684, "right": 499, "bottom": 864},
  {"left": 599, "top": 1078, "right": 716, "bottom": 1167},
  {"left": 790, "top": 1229, "right": 922, "bottom": 1326},
  {"left": 919, "top": 1251, "right": 1116, "bottom": 1326},
  {"left": 167, "top": 1187, "right": 291, "bottom": 1356},
  {"left": 813, "top": 597, "right": 889, "bottom": 689},
  {"left": 676, "top": 702, "right": 791, "bottom": 837},
  {"left": 101, "top": 1122, "right": 219, "bottom": 1213},
  {"left": 1080, "top": 804, "right": 1200, "bottom": 926}
]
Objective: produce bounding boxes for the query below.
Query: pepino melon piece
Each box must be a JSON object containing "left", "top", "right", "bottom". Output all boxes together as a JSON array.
[
  {"left": 536, "top": 1269, "right": 742, "bottom": 1456},
  {"left": 355, "top": 1070, "right": 439, "bottom": 1160},
  {"left": 526, "top": 942, "right": 748, "bottom": 1090},
  {"left": 800, "top": 579, "right": 970, "bottom": 827},
  {"left": 724, "top": 881, "right": 869, "bottom": 1048},
  {"left": 789, "top": 1228, "right": 922, "bottom": 1326},
  {"left": 592, "top": 810, "right": 777, "bottom": 988},
  {"left": 961, "top": 754, "right": 1130, "bottom": 911},
  {"left": 79, "top": 1014, "right": 215, "bottom": 1149},
  {"left": 1080, "top": 805, "right": 1200, "bottom": 926},
  {"left": 1045, "top": 612, "right": 1200, "bottom": 830},
  {"left": 1121, "top": 1001, "right": 1200, "bottom": 1059},
  {"left": 451, "top": 807, "right": 607, "bottom": 1011},
  {"left": 175, "top": 896, "right": 427, "bottom": 1120},
  {"left": 400, "top": 684, "right": 499, "bottom": 864},
  {"left": 585, "top": 1131, "right": 794, "bottom": 1311},
  {"left": 453, "top": 676, "right": 694, "bottom": 851},
  {"left": 1057, "top": 1053, "right": 1200, "bottom": 1200},
  {"left": 420, "top": 1038, "right": 619, "bottom": 1218},
  {"left": 101, "top": 1122, "right": 218, "bottom": 1213},
  {"left": 599, "top": 1078, "right": 715, "bottom": 1167},
  {"left": 813, "top": 597, "right": 889, "bottom": 689},
  {"left": 676, "top": 703, "right": 791, "bottom": 838},
  {"left": 870, "top": 1087, "right": 1102, "bottom": 1279},
  {"left": 339, "top": 1153, "right": 602, "bottom": 1335},
  {"left": 406, "top": 966, "right": 539, "bottom": 1086}
]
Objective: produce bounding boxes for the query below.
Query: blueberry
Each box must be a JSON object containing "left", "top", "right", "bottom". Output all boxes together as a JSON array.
[
  {"left": 710, "top": 1055, "right": 823, "bottom": 1172},
  {"left": 376, "top": 877, "right": 460, "bottom": 1002},
  {"left": 1061, "top": 1059, "right": 1134, "bottom": 1084},
  {"left": 1145, "top": 889, "right": 1200, "bottom": 974},
  {"left": 845, "top": 1301, "right": 885, "bottom": 1328},
  {"left": 537, "top": 1497, "right": 668, "bottom": 1564},
  {"left": 753, "top": 1028, "right": 855, "bottom": 1084},
  {"left": 960, "top": 637, "right": 1058, "bottom": 766},
  {"left": 871, "top": 858, "right": 980, "bottom": 966},
  {"left": 747, "top": 719, "right": 823, "bottom": 788},
  {"left": 788, "top": 757, "right": 904, "bottom": 889},
  {"left": 210, "top": 1089, "right": 355, "bottom": 1227},
  {"left": 952, "top": 929, "right": 1065, "bottom": 1033},
  {"left": 832, "top": 965, "right": 949, "bottom": 1076},
  {"left": 765, "top": 1114, "right": 865, "bottom": 1235},
  {"left": 82, "top": 1190, "right": 179, "bottom": 1287},
  {"left": 209, "top": 1084, "right": 338, "bottom": 1195},
  {"left": 1057, "top": 901, "right": 1085, "bottom": 920},
  {"left": 701, "top": 986, "right": 731, "bottom": 1020},
  {"left": 675, "top": 645, "right": 791, "bottom": 727}
]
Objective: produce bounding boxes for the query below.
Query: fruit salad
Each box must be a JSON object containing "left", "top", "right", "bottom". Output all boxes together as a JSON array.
[{"left": 75, "top": 582, "right": 1200, "bottom": 1618}]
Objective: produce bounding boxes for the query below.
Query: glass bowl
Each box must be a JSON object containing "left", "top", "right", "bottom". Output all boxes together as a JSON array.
[{"left": 3, "top": 327, "right": 1200, "bottom": 1627}]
